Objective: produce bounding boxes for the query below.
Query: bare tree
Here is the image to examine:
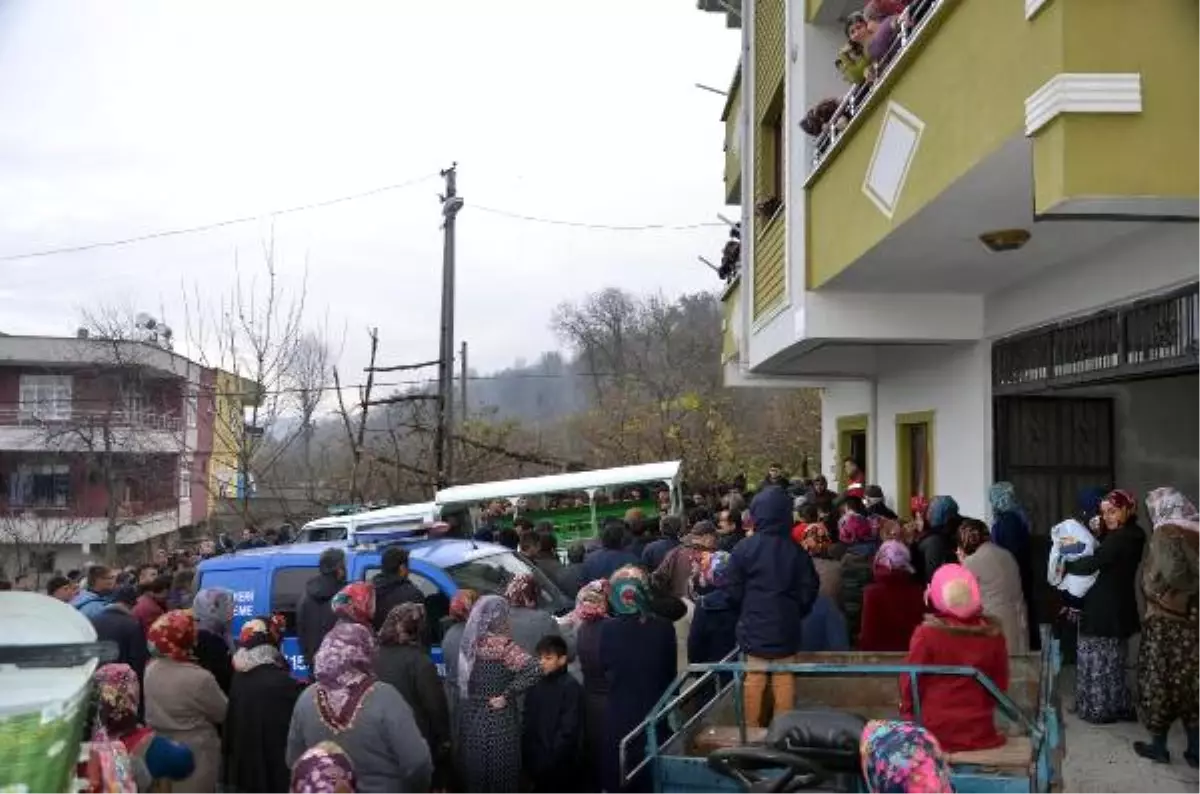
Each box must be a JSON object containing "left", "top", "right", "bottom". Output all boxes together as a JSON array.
[
  {"left": 0, "top": 510, "right": 93, "bottom": 584},
  {"left": 289, "top": 329, "right": 333, "bottom": 504},
  {"left": 184, "top": 236, "right": 317, "bottom": 527}
]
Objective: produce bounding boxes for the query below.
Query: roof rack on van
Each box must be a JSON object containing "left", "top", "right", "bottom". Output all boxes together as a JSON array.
[{"left": 347, "top": 520, "right": 450, "bottom": 550}]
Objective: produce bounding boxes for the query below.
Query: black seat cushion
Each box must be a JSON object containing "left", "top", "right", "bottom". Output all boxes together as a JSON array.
[{"left": 766, "top": 709, "right": 866, "bottom": 775}]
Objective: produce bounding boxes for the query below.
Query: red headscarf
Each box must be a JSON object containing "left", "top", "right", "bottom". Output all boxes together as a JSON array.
[
  {"left": 1103, "top": 489, "right": 1136, "bottom": 511},
  {"left": 331, "top": 582, "right": 375, "bottom": 626},
  {"left": 909, "top": 495, "right": 930, "bottom": 519},
  {"left": 147, "top": 610, "right": 197, "bottom": 663},
  {"left": 449, "top": 588, "right": 480, "bottom": 622}
]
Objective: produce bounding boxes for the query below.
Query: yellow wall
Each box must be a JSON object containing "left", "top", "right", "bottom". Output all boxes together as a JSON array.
[
  {"left": 1033, "top": 0, "right": 1198, "bottom": 213},
  {"left": 752, "top": 0, "right": 787, "bottom": 320},
  {"left": 808, "top": 0, "right": 1055, "bottom": 288},
  {"left": 721, "top": 280, "right": 741, "bottom": 364},
  {"left": 209, "top": 369, "right": 245, "bottom": 510},
  {"left": 723, "top": 69, "right": 743, "bottom": 205}
]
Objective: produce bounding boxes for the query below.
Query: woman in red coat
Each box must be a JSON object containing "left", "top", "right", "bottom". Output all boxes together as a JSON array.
[
  {"left": 859, "top": 540, "right": 925, "bottom": 652},
  {"left": 900, "top": 563, "right": 1009, "bottom": 753}
]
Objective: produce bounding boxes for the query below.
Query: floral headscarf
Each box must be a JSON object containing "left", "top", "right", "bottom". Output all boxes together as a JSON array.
[
  {"left": 458, "top": 595, "right": 515, "bottom": 698},
  {"left": 504, "top": 573, "right": 539, "bottom": 609},
  {"left": 93, "top": 663, "right": 141, "bottom": 738},
  {"left": 988, "top": 482, "right": 1021, "bottom": 515},
  {"left": 691, "top": 549, "right": 731, "bottom": 592},
  {"left": 234, "top": 614, "right": 287, "bottom": 672},
  {"left": 927, "top": 496, "right": 959, "bottom": 528},
  {"left": 572, "top": 579, "right": 611, "bottom": 623},
  {"left": 609, "top": 565, "right": 650, "bottom": 617},
  {"left": 449, "top": 588, "right": 480, "bottom": 622},
  {"left": 331, "top": 582, "right": 376, "bottom": 626},
  {"left": 793, "top": 522, "right": 832, "bottom": 556},
  {"left": 193, "top": 587, "right": 234, "bottom": 638},
  {"left": 860, "top": 719, "right": 952, "bottom": 793},
  {"left": 873, "top": 540, "right": 913, "bottom": 573},
  {"left": 378, "top": 603, "right": 425, "bottom": 647},
  {"left": 313, "top": 622, "right": 377, "bottom": 732},
  {"left": 838, "top": 513, "right": 874, "bottom": 545},
  {"left": 147, "top": 610, "right": 197, "bottom": 662},
  {"left": 290, "top": 741, "right": 358, "bottom": 793},
  {"left": 870, "top": 515, "right": 904, "bottom": 544},
  {"left": 1103, "top": 488, "right": 1137, "bottom": 512},
  {"left": 1145, "top": 487, "right": 1199, "bottom": 533}
]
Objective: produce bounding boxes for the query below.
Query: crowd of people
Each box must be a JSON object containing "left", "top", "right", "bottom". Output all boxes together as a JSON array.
[{"left": 29, "top": 457, "right": 1196, "bottom": 792}]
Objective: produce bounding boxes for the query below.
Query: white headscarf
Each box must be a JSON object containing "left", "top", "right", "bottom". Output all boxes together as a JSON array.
[
  {"left": 457, "top": 594, "right": 511, "bottom": 698},
  {"left": 1145, "top": 487, "right": 1199, "bottom": 533}
]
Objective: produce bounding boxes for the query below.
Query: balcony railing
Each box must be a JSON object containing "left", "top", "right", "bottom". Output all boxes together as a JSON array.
[
  {"left": 806, "top": 0, "right": 944, "bottom": 179},
  {"left": 993, "top": 284, "right": 1199, "bottom": 394},
  {"left": 0, "top": 407, "right": 182, "bottom": 433}
]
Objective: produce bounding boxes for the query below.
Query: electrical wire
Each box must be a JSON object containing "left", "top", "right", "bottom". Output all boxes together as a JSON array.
[
  {"left": 0, "top": 172, "right": 442, "bottom": 263},
  {"left": 471, "top": 204, "right": 726, "bottom": 231}
]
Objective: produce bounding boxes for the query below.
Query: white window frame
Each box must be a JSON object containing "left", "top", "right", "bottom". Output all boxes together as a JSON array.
[
  {"left": 179, "top": 456, "right": 192, "bottom": 501},
  {"left": 10, "top": 463, "right": 71, "bottom": 508},
  {"left": 18, "top": 375, "right": 73, "bottom": 422},
  {"left": 185, "top": 387, "right": 198, "bottom": 429}
]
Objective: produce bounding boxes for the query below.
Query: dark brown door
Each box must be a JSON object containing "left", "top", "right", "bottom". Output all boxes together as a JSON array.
[{"left": 994, "top": 396, "right": 1115, "bottom": 624}]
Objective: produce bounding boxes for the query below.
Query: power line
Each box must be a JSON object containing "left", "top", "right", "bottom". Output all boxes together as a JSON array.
[
  {"left": 472, "top": 204, "right": 726, "bottom": 232},
  {"left": 0, "top": 172, "right": 441, "bottom": 263}
]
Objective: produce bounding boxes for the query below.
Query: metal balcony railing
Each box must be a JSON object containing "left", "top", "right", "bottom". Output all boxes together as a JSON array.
[
  {"left": 808, "top": 0, "right": 943, "bottom": 178},
  {"left": 0, "top": 406, "right": 183, "bottom": 433}
]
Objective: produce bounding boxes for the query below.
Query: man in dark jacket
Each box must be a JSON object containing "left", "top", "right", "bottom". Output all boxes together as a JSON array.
[
  {"left": 373, "top": 547, "right": 426, "bottom": 633},
  {"left": 624, "top": 509, "right": 651, "bottom": 560},
  {"left": 296, "top": 548, "right": 346, "bottom": 675},
  {"left": 91, "top": 584, "right": 149, "bottom": 682},
  {"left": 581, "top": 520, "right": 640, "bottom": 583},
  {"left": 863, "top": 485, "right": 898, "bottom": 520},
  {"left": 723, "top": 485, "right": 820, "bottom": 727},
  {"left": 642, "top": 515, "right": 683, "bottom": 571},
  {"left": 557, "top": 541, "right": 587, "bottom": 598}
]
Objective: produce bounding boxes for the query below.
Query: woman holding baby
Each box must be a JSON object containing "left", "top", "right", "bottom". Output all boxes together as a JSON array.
[{"left": 1059, "top": 489, "right": 1145, "bottom": 724}]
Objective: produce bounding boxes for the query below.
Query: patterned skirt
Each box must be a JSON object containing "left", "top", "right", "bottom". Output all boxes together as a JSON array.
[
  {"left": 1076, "top": 634, "right": 1134, "bottom": 724},
  {"left": 1137, "top": 615, "right": 1199, "bottom": 735}
]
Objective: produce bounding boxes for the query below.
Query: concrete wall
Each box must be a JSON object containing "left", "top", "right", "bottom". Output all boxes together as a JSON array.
[
  {"left": 1062, "top": 374, "right": 1199, "bottom": 506},
  {"left": 821, "top": 342, "right": 993, "bottom": 518}
]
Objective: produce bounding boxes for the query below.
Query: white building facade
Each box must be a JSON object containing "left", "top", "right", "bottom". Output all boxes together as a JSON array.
[{"left": 704, "top": 0, "right": 1198, "bottom": 525}]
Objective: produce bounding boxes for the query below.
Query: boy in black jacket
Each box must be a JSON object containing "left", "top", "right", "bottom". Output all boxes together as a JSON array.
[{"left": 522, "top": 635, "right": 586, "bottom": 792}]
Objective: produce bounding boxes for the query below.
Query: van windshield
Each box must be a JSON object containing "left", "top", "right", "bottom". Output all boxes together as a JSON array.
[{"left": 447, "top": 551, "right": 569, "bottom": 614}]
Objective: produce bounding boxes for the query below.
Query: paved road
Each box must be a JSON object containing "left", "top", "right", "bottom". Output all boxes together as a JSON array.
[{"left": 1060, "top": 668, "right": 1198, "bottom": 792}]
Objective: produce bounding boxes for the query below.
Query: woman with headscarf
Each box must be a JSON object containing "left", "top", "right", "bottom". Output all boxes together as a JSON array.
[
  {"left": 916, "top": 496, "right": 961, "bottom": 585},
  {"left": 192, "top": 587, "right": 235, "bottom": 694},
  {"left": 599, "top": 566, "right": 677, "bottom": 793},
  {"left": 222, "top": 614, "right": 303, "bottom": 793},
  {"left": 989, "top": 482, "right": 1039, "bottom": 651},
  {"left": 901, "top": 564, "right": 1008, "bottom": 753},
  {"left": 687, "top": 540, "right": 739, "bottom": 669},
  {"left": 92, "top": 662, "right": 195, "bottom": 791},
  {"left": 442, "top": 588, "right": 479, "bottom": 747},
  {"left": 1059, "top": 488, "right": 1145, "bottom": 724},
  {"left": 375, "top": 603, "right": 452, "bottom": 788},
  {"left": 287, "top": 622, "right": 432, "bottom": 793},
  {"left": 958, "top": 517, "right": 1029, "bottom": 655},
  {"left": 143, "top": 610, "right": 228, "bottom": 793},
  {"left": 332, "top": 581, "right": 376, "bottom": 627},
  {"left": 457, "top": 594, "right": 544, "bottom": 793},
  {"left": 859, "top": 719, "right": 953, "bottom": 794},
  {"left": 1133, "top": 487, "right": 1198, "bottom": 766},
  {"left": 505, "top": 572, "right": 563, "bottom": 657},
  {"left": 291, "top": 741, "right": 358, "bottom": 793},
  {"left": 859, "top": 540, "right": 925, "bottom": 652},
  {"left": 791, "top": 522, "right": 842, "bottom": 604},
  {"left": 836, "top": 512, "right": 879, "bottom": 647},
  {"left": 571, "top": 579, "right": 612, "bottom": 792}
]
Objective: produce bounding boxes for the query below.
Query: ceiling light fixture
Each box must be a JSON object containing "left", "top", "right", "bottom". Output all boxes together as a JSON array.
[{"left": 979, "top": 228, "right": 1031, "bottom": 253}]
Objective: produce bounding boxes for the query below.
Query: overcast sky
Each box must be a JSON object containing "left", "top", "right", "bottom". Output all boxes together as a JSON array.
[{"left": 0, "top": 0, "right": 739, "bottom": 392}]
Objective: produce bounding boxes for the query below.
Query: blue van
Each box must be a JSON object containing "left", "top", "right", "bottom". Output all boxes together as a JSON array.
[{"left": 194, "top": 531, "right": 570, "bottom": 680}]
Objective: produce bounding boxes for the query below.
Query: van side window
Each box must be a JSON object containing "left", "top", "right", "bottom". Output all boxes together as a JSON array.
[{"left": 272, "top": 566, "right": 318, "bottom": 634}]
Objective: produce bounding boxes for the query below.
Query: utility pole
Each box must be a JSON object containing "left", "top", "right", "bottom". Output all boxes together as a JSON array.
[
  {"left": 435, "top": 163, "right": 463, "bottom": 490},
  {"left": 459, "top": 340, "right": 468, "bottom": 427}
]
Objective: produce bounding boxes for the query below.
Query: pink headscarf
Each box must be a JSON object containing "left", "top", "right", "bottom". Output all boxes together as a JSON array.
[
  {"left": 838, "top": 513, "right": 874, "bottom": 545},
  {"left": 925, "top": 564, "right": 982, "bottom": 620}
]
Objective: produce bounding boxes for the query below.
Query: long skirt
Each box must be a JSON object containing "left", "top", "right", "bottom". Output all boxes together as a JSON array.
[
  {"left": 1076, "top": 634, "right": 1134, "bottom": 723},
  {"left": 1137, "top": 615, "right": 1199, "bottom": 735}
]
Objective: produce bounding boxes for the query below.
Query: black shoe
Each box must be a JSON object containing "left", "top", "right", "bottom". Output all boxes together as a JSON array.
[
  {"left": 1185, "top": 752, "right": 1198, "bottom": 769},
  {"left": 1133, "top": 741, "right": 1170, "bottom": 764}
]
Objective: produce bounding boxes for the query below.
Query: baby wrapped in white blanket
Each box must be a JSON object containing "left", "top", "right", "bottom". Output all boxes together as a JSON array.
[{"left": 1047, "top": 518, "right": 1099, "bottom": 598}]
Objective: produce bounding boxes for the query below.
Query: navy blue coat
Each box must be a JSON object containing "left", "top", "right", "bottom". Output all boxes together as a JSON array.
[
  {"left": 724, "top": 486, "right": 820, "bottom": 657},
  {"left": 581, "top": 548, "right": 641, "bottom": 583},
  {"left": 641, "top": 536, "right": 679, "bottom": 572}
]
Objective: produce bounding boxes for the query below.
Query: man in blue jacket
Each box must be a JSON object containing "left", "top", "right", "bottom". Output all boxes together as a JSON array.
[
  {"left": 723, "top": 485, "right": 820, "bottom": 727},
  {"left": 71, "top": 564, "right": 117, "bottom": 619}
]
